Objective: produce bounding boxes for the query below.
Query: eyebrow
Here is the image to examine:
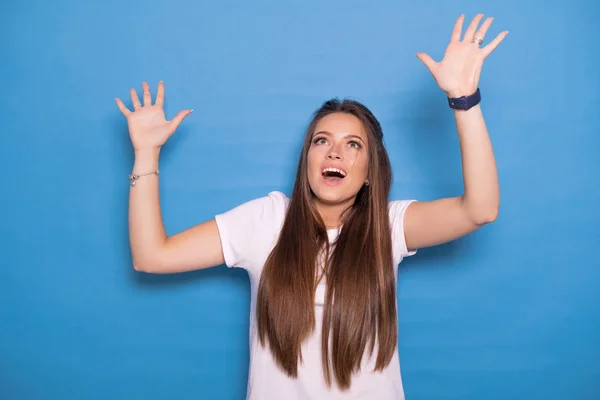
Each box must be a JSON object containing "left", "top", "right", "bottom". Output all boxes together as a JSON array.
[{"left": 313, "top": 130, "right": 366, "bottom": 144}]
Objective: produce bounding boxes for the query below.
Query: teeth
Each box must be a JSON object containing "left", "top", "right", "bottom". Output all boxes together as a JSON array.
[{"left": 322, "top": 167, "right": 347, "bottom": 177}]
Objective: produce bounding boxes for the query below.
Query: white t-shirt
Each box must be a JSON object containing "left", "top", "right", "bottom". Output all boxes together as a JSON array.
[{"left": 214, "top": 191, "right": 417, "bottom": 399}]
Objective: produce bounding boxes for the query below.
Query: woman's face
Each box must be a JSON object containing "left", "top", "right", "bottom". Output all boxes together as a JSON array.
[{"left": 307, "top": 112, "right": 369, "bottom": 206}]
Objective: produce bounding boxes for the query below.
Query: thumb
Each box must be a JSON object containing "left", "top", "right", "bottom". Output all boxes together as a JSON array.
[
  {"left": 416, "top": 52, "right": 437, "bottom": 74},
  {"left": 168, "top": 109, "right": 194, "bottom": 131}
]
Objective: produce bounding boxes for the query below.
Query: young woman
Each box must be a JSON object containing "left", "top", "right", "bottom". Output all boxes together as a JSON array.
[{"left": 116, "top": 13, "right": 507, "bottom": 400}]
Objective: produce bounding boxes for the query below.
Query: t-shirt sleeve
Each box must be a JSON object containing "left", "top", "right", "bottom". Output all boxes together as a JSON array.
[
  {"left": 214, "top": 191, "right": 288, "bottom": 269},
  {"left": 389, "top": 199, "right": 418, "bottom": 258}
]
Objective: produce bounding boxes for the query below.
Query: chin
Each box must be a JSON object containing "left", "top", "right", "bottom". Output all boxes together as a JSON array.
[{"left": 310, "top": 181, "right": 359, "bottom": 206}]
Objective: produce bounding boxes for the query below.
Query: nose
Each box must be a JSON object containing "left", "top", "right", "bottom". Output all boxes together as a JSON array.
[{"left": 326, "top": 147, "right": 342, "bottom": 160}]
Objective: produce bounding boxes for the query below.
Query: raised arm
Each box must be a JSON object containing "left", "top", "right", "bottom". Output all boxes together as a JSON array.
[
  {"left": 128, "top": 147, "right": 225, "bottom": 273},
  {"left": 404, "top": 14, "right": 508, "bottom": 251},
  {"left": 116, "top": 81, "right": 224, "bottom": 273}
]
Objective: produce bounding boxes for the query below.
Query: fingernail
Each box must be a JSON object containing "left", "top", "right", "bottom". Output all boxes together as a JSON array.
[{"left": 190, "top": 109, "right": 194, "bottom": 113}]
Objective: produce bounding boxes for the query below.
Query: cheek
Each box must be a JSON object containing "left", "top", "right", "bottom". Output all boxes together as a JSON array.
[
  {"left": 359, "top": 161, "right": 369, "bottom": 181},
  {"left": 360, "top": 154, "right": 369, "bottom": 174},
  {"left": 306, "top": 152, "right": 318, "bottom": 182},
  {"left": 346, "top": 149, "right": 369, "bottom": 177},
  {"left": 307, "top": 147, "right": 323, "bottom": 171}
]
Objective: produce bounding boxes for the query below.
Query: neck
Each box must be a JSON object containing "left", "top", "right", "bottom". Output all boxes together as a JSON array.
[{"left": 313, "top": 196, "right": 353, "bottom": 230}]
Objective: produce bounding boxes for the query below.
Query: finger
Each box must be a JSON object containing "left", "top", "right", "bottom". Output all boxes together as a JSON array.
[
  {"left": 168, "top": 109, "right": 194, "bottom": 132},
  {"left": 463, "top": 13, "right": 484, "bottom": 42},
  {"left": 115, "top": 97, "right": 132, "bottom": 117},
  {"left": 416, "top": 52, "right": 438, "bottom": 74},
  {"left": 130, "top": 88, "right": 142, "bottom": 110},
  {"left": 474, "top": 17, "right": 494, "bottom": 43},
  {"left": 481, "top": 31, "right": 509, "bottom": 58},
  {"left": 142, "top": 81, "right": 152, "bottom": 106},
  {"left": 155, "top": 81, "right": 165, "bottom": 107},
  {"left": 450, "top": 14, "right": 465, "bottom": 43}
]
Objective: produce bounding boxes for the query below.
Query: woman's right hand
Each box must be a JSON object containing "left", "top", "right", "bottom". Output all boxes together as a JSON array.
[{"left": 115, "top": 81, "right": 193, "bottom": 152}]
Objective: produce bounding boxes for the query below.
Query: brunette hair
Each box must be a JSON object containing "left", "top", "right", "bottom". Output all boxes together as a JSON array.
[{"left": 256, "top": 98, "right": 395, "bottom": 390}]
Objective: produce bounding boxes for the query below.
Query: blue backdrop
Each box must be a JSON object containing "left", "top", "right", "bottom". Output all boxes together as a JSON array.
[{"left": 1, "top": 0, "right": 599, "bottom": 399}]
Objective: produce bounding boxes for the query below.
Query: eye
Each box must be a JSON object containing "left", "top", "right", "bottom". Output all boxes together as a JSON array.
[
  {"left": 314, "top": 137, "right": 327, "bottom": 145},
  {"left": 349, "top": 140, "right": 362, "bottom": 149}
]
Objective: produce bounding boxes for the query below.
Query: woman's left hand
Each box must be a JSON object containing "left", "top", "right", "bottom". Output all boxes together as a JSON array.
[{"left": 416, "top": 14, "right": 508, "bottom": 98}]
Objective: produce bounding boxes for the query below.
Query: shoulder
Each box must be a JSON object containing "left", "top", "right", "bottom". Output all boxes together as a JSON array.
[
  {"left": 216, "top": 191, "right": 289, "bottom": 231},
  {"left": 214, "top": 191, "right": 290, "bottom": 271},
  {"left": 254, "top": 190, "right": 290, "bottom": 208},
  {"left": 258, "top": 190, "right": 290, "bottom": 225},
  {"left": 267, "top": 190, "right": 290, "bottom": 208},
  {"left": 388, "top": 199, "right": 417, "bottom": 220},
  {"left": 388, "top": 199, "right": 418, "bottom": 259},
  {"left": 250, "top": 190, "right": 290, "bottom": 218}
]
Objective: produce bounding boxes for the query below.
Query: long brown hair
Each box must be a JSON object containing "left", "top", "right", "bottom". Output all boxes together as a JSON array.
[{"left": 256, "top": 98, "right": 395, "bottom": 390}]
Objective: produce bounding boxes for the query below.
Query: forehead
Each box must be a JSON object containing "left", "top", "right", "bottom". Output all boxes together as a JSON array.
[{"left": 313, "top": 113, "right": 366, "bottom": 140}]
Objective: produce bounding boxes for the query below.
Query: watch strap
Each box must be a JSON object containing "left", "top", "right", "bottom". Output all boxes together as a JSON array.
[{"left": 448, "top": 88, "right": 481, "bottom": 110}]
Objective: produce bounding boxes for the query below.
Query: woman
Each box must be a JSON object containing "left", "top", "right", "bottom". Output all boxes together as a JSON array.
[{"left": 116, "top": 13, "right": 507, "bottom": 400}]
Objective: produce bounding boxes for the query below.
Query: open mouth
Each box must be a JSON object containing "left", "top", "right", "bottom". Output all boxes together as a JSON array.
[{"left": 321, "top": 167, "right": 346, "bottom": 183}]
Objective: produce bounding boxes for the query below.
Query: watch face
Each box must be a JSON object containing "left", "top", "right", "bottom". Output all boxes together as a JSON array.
[
  {"left": 449, "top": 98, "right": 468, "bottom": 109},
  {"left": 448, "top": 89, "right": 480, "bottom": 110}
]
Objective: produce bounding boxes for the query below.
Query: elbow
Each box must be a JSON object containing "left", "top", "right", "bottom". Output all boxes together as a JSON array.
[
  {"left": 472, "top": 207, "right": 499, "bottom": 225},
  {"left": 462, "top": 196, "right": 499, "bottom": 226},
  {"left": 132, "top": 256, "right": 160, "bottom": 274},
  {"left": 461, "top": 193, "right": 500, "bottom": 225},
  {"left": 132, "top": 261, "right": 146, "bottom": 272},
  {"left": 133, "top": 261, "right": 160, "bottom": 274},
  {"left": 131, "top": 246, "right": 165, "bottom": 273},
  {"left": 132, "top": 259, "right": 149, "bottom": 272}
]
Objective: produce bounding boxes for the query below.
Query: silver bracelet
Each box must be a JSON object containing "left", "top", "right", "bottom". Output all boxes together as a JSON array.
[{"left": 128, "top": 170, "right": 159, "bottom": 187}]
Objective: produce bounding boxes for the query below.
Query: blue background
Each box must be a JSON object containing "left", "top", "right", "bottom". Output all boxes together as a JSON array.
[{"left": 2, "top": 0, "right": 599, "bottom": 399}]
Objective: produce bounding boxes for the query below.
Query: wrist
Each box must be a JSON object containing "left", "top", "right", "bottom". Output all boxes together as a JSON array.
[
  {"left": 133, "top": 147, "right": 160, "bottom": 171},
  {"left": 447, "top": 88, "right": 481, "bottom": 111},
  {"left": 453, "top": 103, "right": 481, "bottom": 118},
  {"left": 134, "top": 146, "right": 161, "bottom": 158},
  {"left": 446, "top": 87, "right": 477, "bottom": 98}
]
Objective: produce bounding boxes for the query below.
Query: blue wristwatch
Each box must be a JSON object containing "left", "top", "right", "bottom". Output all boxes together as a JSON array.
[{"left": 447, "top": 88, "right": 481, "bottom": 110}]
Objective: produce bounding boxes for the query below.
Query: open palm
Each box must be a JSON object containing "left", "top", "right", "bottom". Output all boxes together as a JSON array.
[
  {"left": 115, "top": 81, "right": 192, "bottom": 152},
  {"left": 417, "top": 14, "right": 509, "bottom": 98}
]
